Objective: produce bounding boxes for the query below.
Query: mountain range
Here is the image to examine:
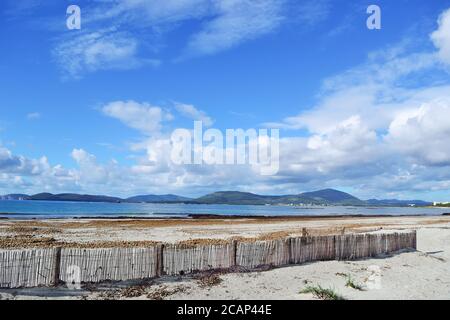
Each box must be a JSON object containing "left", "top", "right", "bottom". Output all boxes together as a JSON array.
[{"left": 0, "top": 189, "right": 433, "bottom": 207}]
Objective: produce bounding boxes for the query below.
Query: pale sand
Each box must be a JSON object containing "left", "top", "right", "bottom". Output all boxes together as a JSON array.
[{"left": 0, "top": 217, "right": 449, "bottom": 300}]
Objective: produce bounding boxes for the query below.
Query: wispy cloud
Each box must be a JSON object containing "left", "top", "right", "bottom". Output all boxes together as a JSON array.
[
  {"left": 48, "top": 0, "right": 330, "bottom": 77},
  {"left": 290, "top": 0, "right": 330, "bottom": 26},
  {"left": 431, "top": 8, "right": 450, "bottom": 66},
  {"left": 181, "top": 0, "right": 286, "bottom": 58},
  {"left": 174, "top": 102, "right": 214, "bottom": 127},
  {"left": 4, "top": 0, "right": 44, "bottom": 17},
  {"left": 53, "top": 28, "right": 160, "bottom": 79},
  {"left": 26, "top": 112, "right": 41, "bottom": 120}
]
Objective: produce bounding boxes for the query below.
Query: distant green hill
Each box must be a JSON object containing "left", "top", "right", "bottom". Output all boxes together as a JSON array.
[
  {"left": 295, "top": 188, "right": 365, "bottom": 205},
  {"left": 192, "top": 191, "right": 280, "bottom": 205},
  {"left": 28, "top": 193, "right": 122, "bottom": 203},
  {"left": 192, "top": 189, "right": 365, "bottom": 206},
  {"left": 7, "top": 193, "right": 192, "bottom": 204},
  {"left": 125, "top": 194, "right": 192, "bottom": 203}
]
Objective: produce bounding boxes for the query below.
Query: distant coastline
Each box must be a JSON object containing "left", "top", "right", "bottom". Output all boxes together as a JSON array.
[{"left": 0, "top": 188, "right": 435, "bottom": 207}]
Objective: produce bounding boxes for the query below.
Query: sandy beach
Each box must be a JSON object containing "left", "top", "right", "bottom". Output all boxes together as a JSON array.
[
  {"left": 0, "top": 215, "right": 449, "bottom": 247},
  {"left": 0, "top": 215, "right": 449, "bottom": 300}
]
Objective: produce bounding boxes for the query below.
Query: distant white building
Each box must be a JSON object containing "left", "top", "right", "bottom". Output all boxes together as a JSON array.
[{"left": 433, "top": 202, "right": 450, "bottom": 206}]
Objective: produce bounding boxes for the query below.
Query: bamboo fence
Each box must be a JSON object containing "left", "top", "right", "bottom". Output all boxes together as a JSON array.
[
  {"left": 163, "top": 243, "right": 235, "bottom": 276},
  {"left": 0, "top": 248, "right": 59, "bottom": 288},
  {"left": 58, "top": 247, "right": 159, "bottom": 283},
  {"left": 0, "top": 230, "right": 416, "bottom": 288}
]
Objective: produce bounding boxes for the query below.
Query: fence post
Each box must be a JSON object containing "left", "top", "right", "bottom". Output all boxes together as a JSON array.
[
  {"left": 53, "top": 247, "right": 62, "bottom": 286},
  {"left": 231, "top": 240, "right": 237, "bottom": 267},
  {"left": 286, "top": 237, "right": 292, "bottom": 264},
  {"left": 156, "top": 244, "right": 164, "bottom": 277}
]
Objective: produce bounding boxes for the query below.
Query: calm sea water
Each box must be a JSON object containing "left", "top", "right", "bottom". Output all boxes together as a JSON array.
[{"left": 0, "top": 200, "right": 448, "bottom": 219}]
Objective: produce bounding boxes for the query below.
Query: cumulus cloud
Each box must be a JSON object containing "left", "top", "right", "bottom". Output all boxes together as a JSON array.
[
  {"left": 1, "top": 145, "right": 134, "bottom": 195},
  {"left": 386, "top": 99, "right": 450, "bottom": 166},
  {"left": 71, "top": 148, "right": 122, "bottom": 185},
  {"left": 0, "top": 145, "right": 79, "bottom": 194},
  {"left": 431, "top": 8, "right": 450, "bottom": 65},
  {"left": 274, "top": 116, "right": 382, "bottom": 184},
  {"left": 0, "top": 147, "right": 21, "bottom": 171},
  {"left": 259, "top": 11, "right": 450, "bottom": 198},
  {"left": 306, "top": 116, "right": 377, "bottom": 154},
  {"left": 0, "top": 146, "right": 51, "bottom": 176},
  {"left": 265, "top": 46, "right": 438, "bottom": 134},
  {"left": 102, "top": 100, "right": 172, "bottom": 135}
]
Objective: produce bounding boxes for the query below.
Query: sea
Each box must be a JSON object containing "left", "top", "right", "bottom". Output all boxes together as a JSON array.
[{"left": 0, "top": 200, "right": 448, "bottom": 219}]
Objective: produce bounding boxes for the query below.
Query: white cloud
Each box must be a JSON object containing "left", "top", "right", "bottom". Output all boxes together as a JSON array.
[
  {"left": 274, "top": 116, "right": 382, "bottom": 183},
  {"left": 265, "top": 43, "right": 439, "bottom": 134},
  {"left": 307, "top": 116, "right": 377, "bottom": 153},
  {"left": 0, "top": 146, "right": 51, "bottom": 176},
  {"left": 260, "top": 10, "right": 450, "bottom": 197},
  {"left": 71, "top": 148, "right": 95, "bottom": 164},
  {"left": 183, "top": 0, "right": 285, "bottom": 57},
  {"left": 102, "top": 100, "right": 172, "bottom": 135},
  {"left": 71, "top": 148, "right": 121, "bottom": 185},
  {"left": 0, "top": 145, "right": 81, "bottom": 194},
  {"left": 53, "top": 29, "right": 160, "bottom": 78},
  {"left": 86, "top": 0, "right": 287, "bottom": 58},
  {"left": 0, "top": 147, "right": 21, "bottom": 171},
  {"left": 431, "top": 8, "right": 450, "bottom": 65},
  {"left": 174, "top": 102, "right": 214, "bottom": 126},
  {"left": 386, "top": 99, "right": 450, "bottom": 166}
]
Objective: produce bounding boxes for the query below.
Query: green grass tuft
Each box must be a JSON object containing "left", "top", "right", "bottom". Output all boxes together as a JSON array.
[
  {"left": 345, "top": 276, "right": 364, "bottom": 291},
  {"left": 299, "top": 285, "right": 345, "bottom": 300}
]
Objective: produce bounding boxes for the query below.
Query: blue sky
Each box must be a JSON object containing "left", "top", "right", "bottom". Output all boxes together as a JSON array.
[{"left": 1, "top": 0, "right": 450, "bottom": 200}]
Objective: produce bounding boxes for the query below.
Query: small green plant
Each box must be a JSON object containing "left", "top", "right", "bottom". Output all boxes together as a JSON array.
[
  {"left": 299, "top": 285, "right": 345, "bottom": 300},
  {"left": 345, "top": 276, "right": 364, "bottom": 291}
]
